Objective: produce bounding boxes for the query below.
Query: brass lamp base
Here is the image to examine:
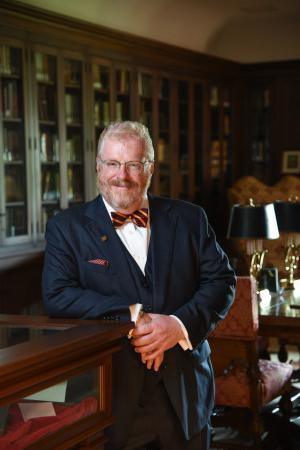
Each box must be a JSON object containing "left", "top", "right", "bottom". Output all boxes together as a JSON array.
[
  {"left": 280, "top": 278, "right": 295, "bottom": 290},
  {"left": 283, "top": 242, "right": 300, "bottom": 290}
]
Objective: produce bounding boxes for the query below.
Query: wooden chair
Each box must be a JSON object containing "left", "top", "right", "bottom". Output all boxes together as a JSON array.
[{"left": 209, "top": 276, "right": 293, "bottom": 449}]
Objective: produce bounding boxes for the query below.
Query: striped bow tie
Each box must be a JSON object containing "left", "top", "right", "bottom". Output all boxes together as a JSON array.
[{"left": 111, "top": 208, "right": 148, "bottom": 228}]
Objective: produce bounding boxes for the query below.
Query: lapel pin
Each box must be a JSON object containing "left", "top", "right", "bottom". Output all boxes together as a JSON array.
[{"left": 100, "top": 235, "right": 108, "bottom": 242}]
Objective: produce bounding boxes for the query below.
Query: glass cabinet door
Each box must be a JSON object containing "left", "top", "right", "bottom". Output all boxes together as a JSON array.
[
  {"left": 208, "top": 85, "right": 233, "bottom": 185},
  {"left": 249, "top": 84, "right": 271, "bottom": 181},
  {"left": 222, "top": 87, "right": 233, "bottom": 186},
  {"left": 194, "top": 82, "right": 204, "bottom": 204},
  {"left": 177, "top": 80, "right": 190, "bottom": 200},
  {"left": 63, "top": 57, "right": 85, "bottom": 208},
  {"left": 89, "top": 59, "right": 112, "bottom": 198},
  {"left": 33, "top": 50, "right": 87, "bottom": 235},
  {"left": 138, "top": 72, "right": 153, "bottom": 132},
  {"left": 206, "top": 84, "right": 233, "bottom": 235},
  {"left": 0, "top": 43, "right": 29, "bottom": 243},
  {"left": 114, "top": 67, "right": 131, "bottom": 121},
  {"left": 209, "top": 85, "right": 222, "bottom": 182},
  {"left": 92, "top": 59, "right": 111, "bottom": 141},
  {"left": 34, "top": 49, "right": 60, "bottom": 234},
  {"left": 157, "top": 77, "right": 171, "bottom": 197}
]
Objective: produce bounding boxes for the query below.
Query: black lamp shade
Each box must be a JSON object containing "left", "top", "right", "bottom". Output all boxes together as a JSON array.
[
  {"left": 227, "top": 203, "right": 279, "bottom": 239},
  {"left": 274, "top": 201, "right": 300, "bottom": 232}
]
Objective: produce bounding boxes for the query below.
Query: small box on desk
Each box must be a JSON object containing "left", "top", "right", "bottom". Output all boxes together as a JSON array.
[{"left": 258, "top": 267, "right": 280, "bottom": 293}]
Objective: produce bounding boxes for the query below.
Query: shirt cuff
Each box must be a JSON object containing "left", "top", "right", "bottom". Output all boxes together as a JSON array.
[
  {"left": 129, "top": 303, "right": 143, "bottom": 323},
  {"left": 170, "top": 315, "right": 193, "bottom": 351}
]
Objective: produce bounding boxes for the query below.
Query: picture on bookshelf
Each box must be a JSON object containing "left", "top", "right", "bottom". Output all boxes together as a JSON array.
[{"left": 282, "top": 150, "right": 300, "bottom": 174}]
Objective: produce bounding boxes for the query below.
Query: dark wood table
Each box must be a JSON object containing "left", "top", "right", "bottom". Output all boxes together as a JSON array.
[
  {"left": 259, "top": 287, "right": 300, "bottom": 340},
  {"left": 259, "top": 286, "right": 300, "bottom": 362}
]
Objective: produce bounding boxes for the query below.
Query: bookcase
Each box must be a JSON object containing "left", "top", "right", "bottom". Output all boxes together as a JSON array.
[{"left": 0, "top": 2, "right": 239, "bottom": 259}]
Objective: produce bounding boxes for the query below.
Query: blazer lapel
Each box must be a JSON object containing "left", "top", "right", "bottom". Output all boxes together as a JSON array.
[
  {"left": 83, "top": 196, "right": 138, "bottom": 301},
  {"left": 148, "top": 195, "right": 178, "bottom": 311}
]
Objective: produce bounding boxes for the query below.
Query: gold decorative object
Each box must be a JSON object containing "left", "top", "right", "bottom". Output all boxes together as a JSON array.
[{"left": 274, "top": 197, "right": 300, "bottom": 290}]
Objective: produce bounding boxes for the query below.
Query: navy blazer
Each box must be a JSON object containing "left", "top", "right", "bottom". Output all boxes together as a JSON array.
[{"left": 43, "top": 194, "right": 235, "bottom": 447}]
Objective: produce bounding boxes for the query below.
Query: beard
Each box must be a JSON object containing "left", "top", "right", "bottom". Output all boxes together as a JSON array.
[{"left": 98, "top": 176, "right": 151, "bottom": 211}]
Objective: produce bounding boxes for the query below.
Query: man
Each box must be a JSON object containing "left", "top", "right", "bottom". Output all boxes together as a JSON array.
[{"left": 43, "top": 121, "right": 235, "bottom": 450}]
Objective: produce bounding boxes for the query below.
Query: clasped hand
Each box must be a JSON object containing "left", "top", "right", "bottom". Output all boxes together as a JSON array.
[{"left": 131, "top": 313, "right": 184, "bottom": 372}]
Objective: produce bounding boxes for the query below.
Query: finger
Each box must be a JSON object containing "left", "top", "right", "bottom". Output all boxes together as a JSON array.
[
  {"left": 134, "top": 342, "right": 158, "bottom": 354},
  {"left": 146, "top": 359, "right": 154, "bottom": 370},
  {"left": 154, "top": 357, "right": 162, "bottom": 372},
  {"left": 141, "top": 349, "right": 161, "bottom": 361},
  {"left": 131, "top": 322, "right": 153, "bottom": 337},
  {"left": 131, "top": 334, "right": 156, "bottom": 348}
]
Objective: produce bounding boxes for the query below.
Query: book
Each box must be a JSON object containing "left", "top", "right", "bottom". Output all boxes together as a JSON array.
[
  {"left": 0, "top": 45, "right": 11, "bottom": 75},
  {"left": 3, "top": 80, "right": 19, "bottom": 118},
  {"left": 102, "top": 101, "right": 110, "bottom": 126},
  {"left": 116, "top": 101, "right": 123, "bottom": 121}
]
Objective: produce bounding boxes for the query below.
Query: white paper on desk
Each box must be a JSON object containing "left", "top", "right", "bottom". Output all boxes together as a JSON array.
[
  {"left": 24, "top": 381, "right": 67, "bottom": 403},
  {"left": 19, "top": 402, "right": 56, "bottom": 421}
]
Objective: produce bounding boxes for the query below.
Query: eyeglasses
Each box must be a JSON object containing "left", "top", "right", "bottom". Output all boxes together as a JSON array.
[{"left": 98, "top": 157, "right": 153, "bottom": 174}]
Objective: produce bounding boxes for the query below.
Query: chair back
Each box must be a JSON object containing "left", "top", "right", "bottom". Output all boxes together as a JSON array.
[{"left": 211, "top": 276, "right": 259, "bottom": 340}]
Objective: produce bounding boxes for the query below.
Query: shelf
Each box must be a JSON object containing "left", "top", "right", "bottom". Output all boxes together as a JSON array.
[
  {"left": 42, "top": 200, "right": 60, "bottom": 205},
  {"left": 94, "top": 88, "right": 109, "bottom": 95},
  {"left": 3, "top": 118, "right": 22, "bottom": 123},
  {"left": 6, "top": 202, "right": 25, "bottom": 207},
  {"left": 65, "top": 83, "right": 81, "bottom": 90},
  {"left": 37, "top": 79, "right": 55, "bottom": 86},
  {"left": 41, "top": 161, "right": 60, "bottom": 165},
  {"left": 66, "top": 122, "right": 82, "bottom": 127},
  {"left": 69, "top": 198, "right": 84, "bottom": 204},
  {"left": 67, "top": 161, "right": 83, "bottom": 166},
  {"left": 0, "top": 72, "right": 21, "bottom": 79},
  {"left": 39, "top": 120, "right": 56, "bottom": 127}
]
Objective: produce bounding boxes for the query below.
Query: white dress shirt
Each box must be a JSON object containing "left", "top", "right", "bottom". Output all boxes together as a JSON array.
[{"left": 102, "top": 197, "right": 192, "bottom": 350}]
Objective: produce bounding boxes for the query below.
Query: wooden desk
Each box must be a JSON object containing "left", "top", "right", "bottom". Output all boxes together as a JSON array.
[{"left": 0, "top": 314, "right": 131, "bottom": 450}]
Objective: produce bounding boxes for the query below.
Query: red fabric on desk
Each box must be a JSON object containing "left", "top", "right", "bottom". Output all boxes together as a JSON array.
[{"left": 0, "top": 397, "right": 97, "bottom": 450}]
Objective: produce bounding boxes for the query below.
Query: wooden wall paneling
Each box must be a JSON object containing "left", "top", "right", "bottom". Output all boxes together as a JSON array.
[
  {"left": 170, "top": 78, "right": 178, "bottom": 199},
  {"left": 0, "top": 2, "right": 240, "bottom": 81},
  {"left": 188, "top": 80, "right": 195, "bottom": 200}
]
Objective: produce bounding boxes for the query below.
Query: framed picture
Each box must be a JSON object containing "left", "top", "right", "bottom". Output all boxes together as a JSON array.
[{"left": 282, "top": 150, "right": 300, "bottom": 174}]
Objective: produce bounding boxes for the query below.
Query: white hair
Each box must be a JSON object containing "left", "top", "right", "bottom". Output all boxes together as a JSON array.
[{"left": 97, "top": 121, "right": 155, "bottom": 160}]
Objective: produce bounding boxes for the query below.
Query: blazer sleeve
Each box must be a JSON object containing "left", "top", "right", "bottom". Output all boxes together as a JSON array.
[
  {"left": 42, "top": 217, "right": 131, "bottom": 321},
  {"left": 173, "top": 207, "right": 236, "bottom": 348}
]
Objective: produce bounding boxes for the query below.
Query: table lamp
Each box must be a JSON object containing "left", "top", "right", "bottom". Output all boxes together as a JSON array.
[
  {"left": 227, "top": 199, "right": 279, "bottom": 280},
  {"left": 274, "top": 199, "right": 300, "bottom": 290}
]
